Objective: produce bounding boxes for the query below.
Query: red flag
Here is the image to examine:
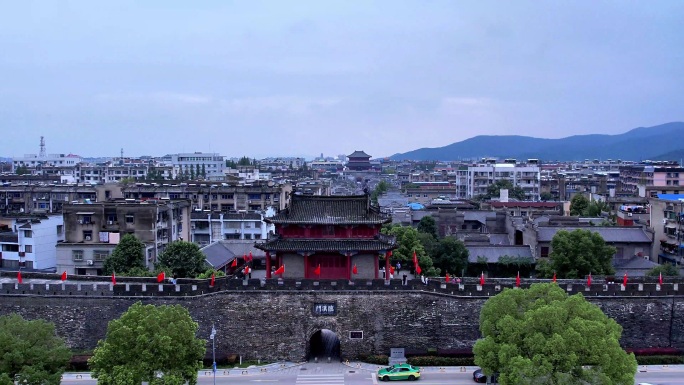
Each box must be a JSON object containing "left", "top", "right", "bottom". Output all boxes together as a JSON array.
[
  {"left": 17, "top": 270, "right": 22, "bottom": 284},
  {"left": 112, "top": 272, "right": 116, "bottom": 285},
  {"left": 552, "top": 272, "right": 557, "bottom": 283},
  {"left": 445, "top": 273, "right": 450, "bottom": 282},
  {"left": 249, "top": 252, "right": 253, "bottom": 261},
  {"left": 412, "top": 250, "right": 418, "bottom": 266},
  {"left": 231, "top": 258, "right": 237, "bottom": 267},
  {"left": 61, "top": 271, "right": 67, "bottom": 282},
  {"left": 623, "top": 273, "right": 628, "bottom": 286},
  {"left": 479, "top": 272, "right": 485, "bottom": 286},
  {"left": 245, "top": 266, "right": 251, "bottom": 274},
  {"left": 157, "top": 271, "right": 165, "bottom": 283},
  {"left": 314, "top": 264, "right": 321, "bottom": 276},
  {"left": 274, "top": 265, "right": 284, "bottom": 275},
  {"left": 587, "top": 273, "right": 592, "bottom": 286},
  {"left": 415, "top": 264, "right": 421, "bottom": 275},
  {"left": 516, "top": 271, "right": 521, "bottom": 287},
  {"left": 352, "top": 264, "right": 358, "bottom": 275},
  {"left": 390, "top": 266, "right": 395, "bottom": 275},
  {"left": 659, "top": 272, "right": 663, "bottom": 285},
  {"left": 210, "top": 272, "right": 215, "bottom": 287}
]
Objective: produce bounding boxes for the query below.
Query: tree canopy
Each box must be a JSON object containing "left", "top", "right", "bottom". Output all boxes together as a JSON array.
[
  {"left": 89, "top": 302, "right": 206, "bottom": 385},
  {"left": 431, "top": 237, "right": 469, "bottom": 277},
  {"left": 103, "top": 234, "right": 146, "bottom": 275},
  {"left": 370, "top": 180, "right": 390, "bottom": 206},
  {"left": 485, "top": 179, "right": 527, "bottom": 201},
  {"left": 417, "top": 215, "right": 438, "bottom": 239},
  {"left": 569, "top": 194, "right": 590, "bottom": 216},
  {"left": 473, "top": 283, "right": 637, "bottom": 385},
  {"left": 538, "top": 229, "right": 615, "bottom": 279},
  {"left": 646, "top": 262, "right": 680, "bottom": 277},
  {"left": 156, "top": 241, "right": 208, "bottom": 278},
  {"left": 0, "top": 314, "right": 71, "bottom": 385},
  {"left": 382, "top": 225, "right": 438, "bottom": 276}
]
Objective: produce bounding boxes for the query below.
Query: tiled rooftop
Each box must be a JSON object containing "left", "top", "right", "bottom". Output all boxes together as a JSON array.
[{"left": 267, "top": 195, "right": 390, "bottom": 225}]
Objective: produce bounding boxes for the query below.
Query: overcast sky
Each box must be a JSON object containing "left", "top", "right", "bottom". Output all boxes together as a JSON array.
[{"left": 1, "top": 1, "right": 682, "bottom": 160}]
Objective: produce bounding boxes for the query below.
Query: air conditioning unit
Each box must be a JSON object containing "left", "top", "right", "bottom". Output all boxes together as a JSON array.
[
  {"left": 85, "top": 236, "right": 91, "bottom": 241},
  {"left": 108, "top": 220, "right": 113, "bottom": 225},
  {"left": 643, "top": 255, "right": 650, "bottom": 260},
  {"left": 78, "top": 219, "right": 84, "bottom": 224},
  {"left": 86, "top": 260, "right": 94, "bottom": 265},
  {"left": 628, "top": 213, "right": 632, "bottom": 217}
]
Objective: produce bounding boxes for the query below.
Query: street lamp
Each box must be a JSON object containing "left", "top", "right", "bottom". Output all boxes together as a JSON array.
[{"left": 210, "top": 324, "right": 216, "bottom": 385}]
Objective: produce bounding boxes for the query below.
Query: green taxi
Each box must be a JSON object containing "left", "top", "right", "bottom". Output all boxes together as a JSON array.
[{"left": 377, "top": 363, "right": 421, "bottom": 381}]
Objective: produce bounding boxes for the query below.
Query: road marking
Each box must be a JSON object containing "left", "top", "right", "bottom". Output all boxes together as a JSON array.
[
  {"left": 372, "top": 372, "right": 378, "bottom": 385},
  {"left": 296, "top": 374, "right": 345, "bottom": 384}
]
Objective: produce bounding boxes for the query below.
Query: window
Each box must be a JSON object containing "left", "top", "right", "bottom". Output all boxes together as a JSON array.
[
  {"left": 24, "top": 245, "right": 33, "bottom": 253},
  {"left": 541, "top": 247, "right": 549, "bottom": 258},
  {"left": 83, "top": 230, "right": 93, "bottom": 241},
  {"left": 24, "top": 230, "right": 32, "bottom": 238},
  {"left": 72, "top": 250, "right": 84, "bottom": 261},
  {"left": 126, "top": 214, "right": 135, "bottom": 224},
  {"left": 93, "top": 250, "right": 109, "bottom": 261},
  {"left": 81, "top": 215, "right": 92, "bottom": 224},
  {"left": 2, "top": 244, "right": 19, "bottom": 252}
]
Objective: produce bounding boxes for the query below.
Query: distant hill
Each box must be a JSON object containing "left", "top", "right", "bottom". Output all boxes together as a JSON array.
[{"left": 389, "top": 122, "right": 684, "bottom": 161}]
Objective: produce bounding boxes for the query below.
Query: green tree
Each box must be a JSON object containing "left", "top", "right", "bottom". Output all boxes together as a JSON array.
[
  {"left": 431, "top": 237, "right": 468, "bottom": 276},
  {"left": 190, "top": 166, "right": 195, "bottom": 180},
  {"left": 201, "top": 163, "right": 206, "bottom": 177},
  {"left": 238, "top": 156, "right": 251, "bottom": 166},
  {"left": 370, "top": 180, "right": 390, "bottom": 206},
  {"left": 646, "top": 262, "right": 680, "bottom": 277},
  {"left": 195, "top": 268, "right": 226, "bottom": 280},
  {"left": 585, "top": 200, "right": 610, "bottom": 217},
  {"left": 15, "top": 165, "right": 30, "bottom": 175},
  {"left": 570, "top": 194, "right": 590, "bottom": 216},
  {"left": 474, "top": 283, "right": 637, "bottom": 385},
  {"left": 195, "top": 164, "right": 201, "bottom": 179},
  {"left": 486, "top": 179, "right": 526, "bottom": 201},
  {"left": 89, "top": 302, "right": 206, "bottom": 385},
  {"left": 539, "top": 192, "right": 554, "bottom": 201},
  {"left": 103, "top": 234, "right": 146, "bottom": 275},
  {"left": 383, "top": 225, "right": 438, "bottom": 275},
  {"left": 0, "top": 314, "right": 71, "bottom": 385},
  {"left": 416, "top": 215, "right": 438, "bottom": 239},
  {"left": 156, "top": 241, "right": 208, "bottom": 278},
  {"left": 540, "top": 229, "right": 616, "bottom": 278}
]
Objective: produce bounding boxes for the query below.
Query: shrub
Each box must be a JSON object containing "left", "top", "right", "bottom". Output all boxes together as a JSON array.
[
  {"left": 407, "top": 356, "right": 475, "bottom": 366},
  {"left": 636, "top": 355, "right": 684, "bottom": 365},
  {"left": 357, "top": 354, "right": 388, "bottom": 365}
]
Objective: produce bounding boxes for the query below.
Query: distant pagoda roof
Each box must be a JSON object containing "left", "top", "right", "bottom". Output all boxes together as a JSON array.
[
  {"left": 347, "top": 150, "right": 371, "bottom": 159},
  {"left": 266, "top": 194, "right": 390, "bottom": 225},
  {"left": 256, "top": 233, "right": 396, "bottom": 252}
]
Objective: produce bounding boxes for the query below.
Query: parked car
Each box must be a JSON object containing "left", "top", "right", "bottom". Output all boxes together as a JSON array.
[
  {"left": 473, "top": 368, "right": 498, "bottom": 383},
  {"left": 377, "top": 363, "right": 421, "bottom": 381}
]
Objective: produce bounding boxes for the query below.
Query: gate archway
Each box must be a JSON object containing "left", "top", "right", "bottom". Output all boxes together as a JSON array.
[{"left": 307, "top": 329, "right": 340, "bottom": 361}]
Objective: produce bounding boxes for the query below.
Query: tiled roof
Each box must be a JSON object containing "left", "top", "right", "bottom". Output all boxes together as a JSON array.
[
  {"left": 201, "top": 240, "right": 265, "bottom": 269},
  {"left": 191, "top": 212, "right": 262, "bottom": 220},
  {"left": 267, "top": 195, "right": 390, "bottom": 225},
  {"left": 490, "top": 202, "right": 562, "bottom": 208},
  {"left": 467, "top": 245, "right": 533, "bottom": 263},
  {"left": 347, "top": 150, "right": 371, "bottom": 158},
  {"left": 536, "top": 227, "right": 652, "bottom": 243},
  {"left": 256, "top": 234, "right": 396, "bottom": 252}
]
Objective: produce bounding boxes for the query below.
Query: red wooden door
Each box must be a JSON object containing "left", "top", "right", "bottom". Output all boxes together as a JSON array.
[{"left": 308, "top": 254, "right": 348, "bottom": 279}]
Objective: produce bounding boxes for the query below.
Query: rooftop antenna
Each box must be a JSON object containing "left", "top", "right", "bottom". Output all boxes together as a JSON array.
[
  {"left": 120, "top": 148, "right": 124, "bottom": 165},
  {"left": 39, "top": 136, "right": 46, "bottom": 158}
]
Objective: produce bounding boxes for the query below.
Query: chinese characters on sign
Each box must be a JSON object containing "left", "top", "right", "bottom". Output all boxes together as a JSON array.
[
  {"left": 313, "top": 303, "right": 336, "bottom": 316},
  {"left": 349, "top": 331, "right": 363, "bottom": 339}
]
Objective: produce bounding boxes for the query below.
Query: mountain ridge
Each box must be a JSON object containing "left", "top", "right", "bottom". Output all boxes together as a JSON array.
[{"left": 388, "top": 122, "right": 684, "bottom": 161}]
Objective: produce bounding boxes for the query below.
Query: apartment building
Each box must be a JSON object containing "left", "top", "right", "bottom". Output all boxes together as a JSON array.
[
  {"left": 56, "top": 200, "right": 191, "bottom": 275},
  {"left": 12, "top": 153, "right": 83, "bottom": 172},
  {"left": 190, "top": 209, "right": 275, "bottom": 246},
  {"left": 0, "top": 214, "right": 65, "bottom": 270},
  {"left": 649, "top": 194, "right": 684, "bottom": 266},
  {"left": 0, "top": 181, "right": 292, "bottom": 215},
  {"left": 619, "top": 165, "right": 684, "bottom": 196},
  {"left": 458, "top": 160, "right": 541, "bottom": 200},
  {"left": 159, "top": 152, "right": 226, "bottom": 181}
]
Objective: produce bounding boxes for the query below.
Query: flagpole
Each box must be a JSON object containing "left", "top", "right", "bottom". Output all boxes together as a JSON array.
[{"left": 210, "top": 324, "right": 216, "bottom": 385}]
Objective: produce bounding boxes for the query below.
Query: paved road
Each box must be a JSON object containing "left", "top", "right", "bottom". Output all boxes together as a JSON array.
[{"left": 60, "top": 363, "right": 684, "bottom": 385}]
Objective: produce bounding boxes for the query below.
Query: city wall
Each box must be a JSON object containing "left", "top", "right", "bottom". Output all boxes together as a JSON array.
[{"left": 0, "top": 274, "right": 683, "bottom": 361}]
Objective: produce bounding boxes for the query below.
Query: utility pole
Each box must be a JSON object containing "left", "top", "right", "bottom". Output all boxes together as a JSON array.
[{"left": 210, "top": 324, "right": 216, "bottom": 385}]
